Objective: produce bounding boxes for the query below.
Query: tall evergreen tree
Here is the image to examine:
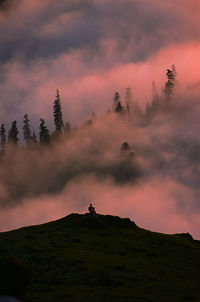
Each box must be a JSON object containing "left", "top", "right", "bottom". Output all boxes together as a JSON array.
[
  {"left": 53, "top": 89, "right": 64, "bottom": 132},
  {"left": 164, "top": 65, "right": 177, "bottom": 101},
  {"left": 113, "top": 92, "right": 120, "bottom": 110},
  {"left": 115, "top": 101, "right": 123, "bottom": 113},
  {"left": 23, "top": 114, "right": 31, "bottom": 144},
  {"left": 8, "top": 121, "right": 19, "bottom": 144},
  {"left": 172, "top": 64, "right": 177, "bottom": 80},
  {"left": 0, "top": 124, "right": 6, "bottom": 152},
  {"left": 39, "top": 118, "right": 50, "bottom": 144},
  {"left": 113, "top": 92, "right": 123, "bottom": 113}
]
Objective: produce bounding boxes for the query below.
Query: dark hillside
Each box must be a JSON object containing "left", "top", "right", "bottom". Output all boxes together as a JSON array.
[{"left": 0, "top": 214, "right": 200, "bottom": 302}]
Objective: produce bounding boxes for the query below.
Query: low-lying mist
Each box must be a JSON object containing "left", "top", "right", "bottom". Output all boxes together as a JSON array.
[{"left": 1, "top": 91, "right": 200, "bottom": 239}]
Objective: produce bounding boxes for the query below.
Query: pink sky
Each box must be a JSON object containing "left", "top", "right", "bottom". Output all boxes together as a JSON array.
[{"left": 0, "top": 0, "right": 200, "bottom": 126}]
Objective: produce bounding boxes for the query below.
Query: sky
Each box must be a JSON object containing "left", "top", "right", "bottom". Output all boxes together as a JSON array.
[
  {"left": 0, "top": 0, "right": 200, "bottom": 128},
  {"left": 0, "top": 0, "right": 200, "bottom": 238}
]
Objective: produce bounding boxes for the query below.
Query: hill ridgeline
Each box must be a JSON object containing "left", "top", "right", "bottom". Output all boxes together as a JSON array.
[{"left": 0, "top": 213, "right": 199, "bottom": 302}]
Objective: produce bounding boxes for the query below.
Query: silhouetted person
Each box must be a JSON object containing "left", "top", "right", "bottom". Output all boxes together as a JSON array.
[
  {"left": 88, "top": 203, "right": 96, "bottom": 216},
  {"left": 0, "top": 259, "right": 30, "bottom": 302}
]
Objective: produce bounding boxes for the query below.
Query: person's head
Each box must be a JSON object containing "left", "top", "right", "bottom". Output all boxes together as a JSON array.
[
  {"left": 90, "top": 203, "right": 92, "bottom": 207},
  {"left": 0, "top": 258, "right": 30, "bottom": 301}
]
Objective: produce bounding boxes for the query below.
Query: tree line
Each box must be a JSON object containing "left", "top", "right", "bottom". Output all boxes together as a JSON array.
[
  {"left": 0, "top": 89, "right": 70, "bottom": 152},
  {"left": 0, "top": 65, "right": 177, "bottom": 153},
  {"left": 112, "top": 64, "right": 177, "bottom": 117}
]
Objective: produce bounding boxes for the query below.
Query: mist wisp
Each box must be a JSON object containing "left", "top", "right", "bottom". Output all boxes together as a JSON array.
[{"left": 0, "top": 90, "right": 200, "bottom": 239}]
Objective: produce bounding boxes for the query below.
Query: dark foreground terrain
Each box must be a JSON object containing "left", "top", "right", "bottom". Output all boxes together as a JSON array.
[{"left": 0, "top": 213, "right": 200, "bottom": 302}]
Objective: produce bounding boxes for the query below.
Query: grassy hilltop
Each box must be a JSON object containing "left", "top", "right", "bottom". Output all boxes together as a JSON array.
[{"left": 0, "top": 213, "right": 200, "bottom": 302}]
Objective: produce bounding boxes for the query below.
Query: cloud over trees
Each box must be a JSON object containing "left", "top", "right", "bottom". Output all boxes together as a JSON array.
[{"left": 0, "top": 1, "right": 200, "bottom": 238}]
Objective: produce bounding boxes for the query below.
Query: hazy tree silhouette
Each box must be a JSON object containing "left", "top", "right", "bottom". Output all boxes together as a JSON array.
[
  {"left": 125, "top": 88, "right": 133, "bottom": 113},
  {"left": 145, "top": 82, "right": 160, "bottom": 121},
  {"left": 53, "top": 89, "right": 64, "bottom": 133},
  {"left": 120, "top": 142, "right": 135, "bottom": 161},
  {"left": 145, "top": 102, "right": 151, "bottom": 120},
  {"left": 64, "top": 121, "right": 71, "bottom": 133},
  {"left": 151, "top": 81, "right": 160, "bottom": 113},
  {"left": 23, "top": 114, "right": 31, "bottom": 144},
  {"left": 84, "top": 112, "right": 97, "bottom": 127},
  {"left": 116, "top": 142, "right": 137, "bottom": 182},
  {"left": 39, "top": 118, "right": 50, "bottom": 144},
  {"left": 0, "top": 124, "right": 6, "bottom": 152},
  {"left": 164, "top": 64, "right": 177, "bottom": 101},
  {"left": 8, "top": 121, "right": 19, "bottom": 144},
  {"left": 115, "top": 102, "right": 123, "bottom": 113},
  {"left": 113, "top": 92, "right": 120, "bottom": 111},
  {"left": 121, "top": 142, "right": 131, "bottom": 153},
  {"left": 113, "top": 92, "right": 123, "bottom": 113}
]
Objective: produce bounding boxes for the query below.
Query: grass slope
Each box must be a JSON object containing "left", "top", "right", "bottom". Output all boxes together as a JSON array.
[{"left": 0, "top": 213, "right": 200, "bottom": 302}]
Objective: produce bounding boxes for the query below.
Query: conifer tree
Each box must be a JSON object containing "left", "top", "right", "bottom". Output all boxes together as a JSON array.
[
  {"left": 23, "top": 114, "right": 31, "bottom": 144},
  {"left": 121, "top": 142, "right": 131, "bottom": 153},
  {"left": 8, "top": 121, "right": 19, "bottom": 144},
  {"left": 39, "top": 118, "right": 50, "bottom": 144},
  {"left": 113, "top": 92, "right": 120, "bottom": 110},
  {"left": 164, "top": 65, "right": 177, "bottom": 101},
  {"left": 120, "top": 142, "right": 135, "bottom": 160},
  {"left": 0, "top": 124, "right": 6, "bottom": 151},
  {"left": 115, "top": 101, "right": 123, "bottom": 113},
  {"left": 53, "top": 89, "right": 64, "bottom": 132},
  {"left": 85, "top": 112, "right": 97, "bottom": 126},
  {"left": 113, "top": 92, "right": 123, "bottom": 113}
]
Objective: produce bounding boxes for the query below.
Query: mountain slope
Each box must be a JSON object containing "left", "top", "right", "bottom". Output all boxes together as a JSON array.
[{"left": 0, "top": 213, "right": 200, "bottom": 302}]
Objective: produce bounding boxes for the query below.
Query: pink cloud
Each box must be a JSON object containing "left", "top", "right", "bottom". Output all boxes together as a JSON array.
[
  {"left": 2, "top": 41, "right": 200, "bottom": 126},
  {"left": 1, "top": 176, "right": 199, "bottom": 239}
]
